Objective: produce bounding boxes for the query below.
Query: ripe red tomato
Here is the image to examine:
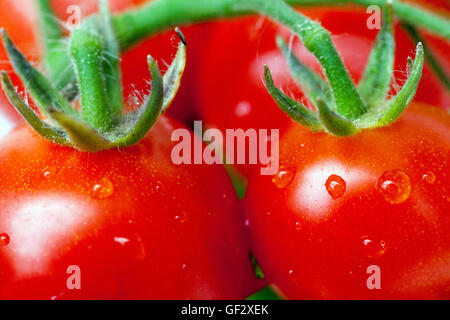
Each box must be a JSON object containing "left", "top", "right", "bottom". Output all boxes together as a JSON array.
[
  {"left": 244, "top": 103, "right": 450, "bottom": 299},
  {"left": 0, "top": 116, "right": 261, "bottom": 299},
  {"left": 196, "top": 6, "right": 450, "bottom": 137}
]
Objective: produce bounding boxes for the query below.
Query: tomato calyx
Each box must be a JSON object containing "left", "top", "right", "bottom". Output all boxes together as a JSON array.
[
  {"left": 0, "top": 0, "right": 186, "bottom": 152},
  {"left": 265, "top": 2, "right": 425, "bottom": 136}
]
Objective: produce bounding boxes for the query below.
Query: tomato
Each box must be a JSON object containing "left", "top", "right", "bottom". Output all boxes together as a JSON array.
[
  {"left": 196, "top": 7, "right": 450, "bottom": 157},
  {"left": 0, "top": 116, "right": 261, "bottom": 299},
  {"left": 244, "top": 103, "right": 450, "bottom": 299}
]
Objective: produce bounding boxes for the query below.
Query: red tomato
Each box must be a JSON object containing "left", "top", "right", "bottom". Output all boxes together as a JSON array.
[
  {"left": 196, "top": 6, "right": 450, "bottom": 143},
  {"left": 244, "top": 103, "right": 450, "bottom": 299},
  {"left": 0, "top": 116, "right": 262, "bottom": 299}
]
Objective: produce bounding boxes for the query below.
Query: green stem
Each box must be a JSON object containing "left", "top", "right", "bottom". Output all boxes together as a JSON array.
[
  {"left": 112, "top": 0, "right": 449, "bottom": 50},
  {"left": 69, "top": 18, "right": 112, "bottom": 131},
  {"left": 117, "top": 0, "right": 367, "bottom": 119}
]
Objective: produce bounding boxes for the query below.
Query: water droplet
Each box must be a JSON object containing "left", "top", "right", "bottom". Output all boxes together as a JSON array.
[
  {"left": 182, "top": 263, "right": 187, "bottom": 271},
  {"left": 377, "top": 170, "right": 411, "bottom": 204},
  {"left": 114, "top": 237, "right": 130, "bottom": 246},
  {"left": 175, "top": 211, "right": 187, "bottom": 223},
  {"left": 325, "top": 174, "right": 346, "bottom": 199},
  {"left": 91, "top": 177, "right": 115, "bottom": 199},
  {"left": 295, "top": 221, "right": 302, "bottom": 230},
  {"left": 42, "top": 167, "right": 57, "bottom": 179},
  {"left": 422, "top": 171, "right": 436, "bottom": 184},
  {"left": 0, "top": 233, "right": 10, "bottom": 246},
  {"left": 272, "top": 168, "right": 296, "bottom": 189},
  {"left": 362, "top": 236, "right": 387, "bottom": 259},
  {"left": 244, "top": 218, "right": 250, "bottom": 227}
]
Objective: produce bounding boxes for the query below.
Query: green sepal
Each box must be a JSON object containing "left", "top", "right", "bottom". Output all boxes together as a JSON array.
[
  {"left": 113, "top": 56, "right": 164, "bottom": 147},
  {"left": 264, "top": 65, "right": 322, "bottom": 131},
  {"left": 48, "top": 108, "right": 114, "bottom": 152},
  {"left": 0, "top": 71, "right": 70, "bottom": 146},
  {"left": 0, "top": 29, "right": 78, "bottom": 119},
  {"left": 358, "top": 1, "right": 395, "bottom": 108},
  {"left": 276, "top": 36, "right": 333, "bottom": 109},
  {"left": 161, "top": 27, "right": 187, "bottom": 114},
  {"left": 376, "top": 42, "right": 424, "bottom": 127},
  {"left": 317, "top": 99, "right": 357, "bottom": 136},
  {"left": 401, "top": 22, "right": 450, "bottom": 91}
]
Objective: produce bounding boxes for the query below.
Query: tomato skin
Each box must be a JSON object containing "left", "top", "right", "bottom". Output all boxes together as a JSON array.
[
  {"left": 0, "top": 116, "right": 261, "bottom": 299},
  {"left": 244, "top": 103, "right": 450, "bottom": 299}
]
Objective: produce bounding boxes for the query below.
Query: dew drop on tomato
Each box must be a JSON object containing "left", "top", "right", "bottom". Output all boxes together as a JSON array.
[
  {"left": 422, "top": 171, "right": 436, "bottom": 184},
  {"left": 175, "top": 211, "right": 187, "bottom": 223},
  {"left": 42, "top": 167, "right": 57, "bottom": 179},
  {"left": 377, "top": 170, "right": 412, "bottom": 204},
  {"left": 362, "top": 236, "right": 387, "bottom": 259},
  {"left": 325, "top": 174, "right": 347, "bottom": 199},
  {"left": 272, "top": 168, "right": 296, "bottom": 189},
  {"left": 295, "top": 221, "right": 302, "bottom": 231},
  {"left": 91, "top": 177, "right": 115, "bottom": 199},
  {"left": 0, "top": 233, "right": 10, "bottom": 246}
]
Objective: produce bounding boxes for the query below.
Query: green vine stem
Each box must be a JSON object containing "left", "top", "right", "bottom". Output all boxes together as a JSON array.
[{"left": 112, "top": 0, "right": 450, "bottom": 51}]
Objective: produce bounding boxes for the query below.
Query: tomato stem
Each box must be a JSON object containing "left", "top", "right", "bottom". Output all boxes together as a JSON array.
[
  {"left": 112, "top": 0, "right": 449, "bottom": 51},
  {"left": 69, "top": 17, "right": 114, "bottom": 131}
]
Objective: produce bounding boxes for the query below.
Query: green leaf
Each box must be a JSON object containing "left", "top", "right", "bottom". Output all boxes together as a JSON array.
[
  {"left": 358, "top": 2, "right": 395, "bottom": 108},
  {"left": 264, "top": 65, "right": 322, "bottom": 131},
  {"left": 276, "top": 36, "right": 333, "bottom": 109}
]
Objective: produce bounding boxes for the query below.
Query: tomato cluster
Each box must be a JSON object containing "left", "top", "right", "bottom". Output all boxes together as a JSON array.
[{"left": 0, "top": 0, "right": 449, "bottom": 300}]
